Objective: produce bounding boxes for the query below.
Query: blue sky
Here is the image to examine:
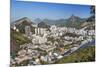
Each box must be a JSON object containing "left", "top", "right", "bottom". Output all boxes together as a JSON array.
[{"left": 11, "top": 0, "right": 91, "bottom": 22}]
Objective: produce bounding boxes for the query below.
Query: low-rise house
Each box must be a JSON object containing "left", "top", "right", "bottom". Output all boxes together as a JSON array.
[
  {"left": 28, "top": 50, "right": 40, "bottom": 58},
  {"left": 39, "top": 44, "right": 56, "bottom": 52},
  {"left": 15, "top": 56, "right": 32, "bottom": 64},
  {"left": 18, "top": 49, "right": 26, "bottom": 57},
  {"left": 88, "top": 30, "right": 95, "bottom": 35}
]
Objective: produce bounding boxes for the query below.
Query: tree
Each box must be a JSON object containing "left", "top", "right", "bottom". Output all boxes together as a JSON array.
[
  {"left": 87, "top": 6, "right": 95, "bottom": 22},
  {"left": 90, "top": 6, "right": 95, "bottom": 16}
]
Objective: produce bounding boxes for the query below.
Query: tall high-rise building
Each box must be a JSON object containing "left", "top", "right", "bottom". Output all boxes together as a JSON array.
[
  {"left": 25, "top": 26, "right": 31, "bottom": 36},
  {"left": 35, "top": 28, "right": 46, "bottom": 35}
]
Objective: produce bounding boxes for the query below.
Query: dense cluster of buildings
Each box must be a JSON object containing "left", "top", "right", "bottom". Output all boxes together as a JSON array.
[{"left": 11, "top": 22, "right": 95, "bottom": 66}]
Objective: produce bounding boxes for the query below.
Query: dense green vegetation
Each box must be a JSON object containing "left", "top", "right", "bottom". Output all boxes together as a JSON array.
[
  {"left": 55, "top": 46, "right": 95, "bottom": 64},
  {"left": 11, "top": 29, "right": 32, "bottom": 58},
  {"left": 64, "top": 44, "right": 72, "bottom": 50},
  {"left": 11, "top": 29, "right": 31, "bottom": 45}
]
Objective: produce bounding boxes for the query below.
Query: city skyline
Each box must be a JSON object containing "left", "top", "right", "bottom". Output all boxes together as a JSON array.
[{"left": 11, "top": 0, "right": 91, "bottom": 22}]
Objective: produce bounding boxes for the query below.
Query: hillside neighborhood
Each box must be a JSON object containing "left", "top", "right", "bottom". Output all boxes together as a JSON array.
[
  {"left": 10, "top": 1, "right": 95, "bottom": 66},
  {"left": 10, "top": 14, "right": 95, "bottom": 66}
]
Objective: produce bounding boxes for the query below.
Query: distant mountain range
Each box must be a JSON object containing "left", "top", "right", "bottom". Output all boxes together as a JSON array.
[
  {"left": 34, "top": 18, "right": 67, "bottom": 25},
  {"left": 33, "top": 15, "right": 87, "bottom": 28},
  {"left": 11, "top": 15, "right": 89, "bottom": 30},
  {"left": 43, "top": 18, "right": 67, "bottom": 25}
]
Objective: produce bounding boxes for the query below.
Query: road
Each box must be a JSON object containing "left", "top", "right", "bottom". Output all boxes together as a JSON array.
[{"left": 62, "top": 39, "right": 95, "bottom": 57}]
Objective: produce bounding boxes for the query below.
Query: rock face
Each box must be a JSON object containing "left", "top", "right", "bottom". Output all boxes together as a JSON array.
[
  {"left": 11, "top": 17, "right": 35, "bottom": 34},
  {"left": 11, "top": 17, "right": 34, "bottom": 29},
  {"left": 14, "top": 17, "right": 33, "bottom": 25}
]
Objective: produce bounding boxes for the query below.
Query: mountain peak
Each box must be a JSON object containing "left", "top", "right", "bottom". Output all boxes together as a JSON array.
[
  {"left": 14, "top": 17, "right": 33, "bottom": 25},
  {"left": 34, "top": 18, "right": 42, "bottom": 23},
  {"left": 38, "top": 21, "right": 50, "bottom": 28},
  {"left": 68, "top": 15, "right": 81, "bottom": 23}
]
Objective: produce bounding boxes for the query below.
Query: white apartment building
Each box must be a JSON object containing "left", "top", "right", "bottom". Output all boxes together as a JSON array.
[
  {"left": 88, "top": 30, "right": 95, "bottom": 35},
  {"left": 35, "top": 28, "right": 47, "bottom": 35},
  {"left": 50, "top": 25, "right": 57, "bottom": 33},
  {"left": 32, "top": 34, "right": 47, "bottom": 44}
]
